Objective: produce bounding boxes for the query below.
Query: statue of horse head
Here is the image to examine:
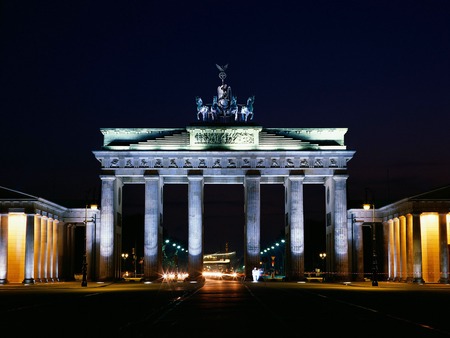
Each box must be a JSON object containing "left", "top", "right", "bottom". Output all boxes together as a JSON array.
[
  {"left": 195, "top": 96, "right": 203, "bottom": 110},
  {"left": 246, "top": 96, "right": 255, "bottom": 110}
]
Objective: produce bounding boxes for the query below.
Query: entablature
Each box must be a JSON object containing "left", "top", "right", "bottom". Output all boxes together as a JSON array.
[{"left": 93, "top": 150, "right": 354, "bottom": 172}]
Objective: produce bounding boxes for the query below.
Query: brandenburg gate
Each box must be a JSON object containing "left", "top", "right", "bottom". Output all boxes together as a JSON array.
[{"left": 92, "top": 65, "right": 355, "bottom": 282}]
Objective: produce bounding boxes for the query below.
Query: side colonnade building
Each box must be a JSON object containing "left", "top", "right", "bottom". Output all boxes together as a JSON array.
[
  {"left": 348, "top": 185, "right": 450, "bottom": 284},
  {"left": 0, "top": 187, "right": 100, "bottom": 284}
]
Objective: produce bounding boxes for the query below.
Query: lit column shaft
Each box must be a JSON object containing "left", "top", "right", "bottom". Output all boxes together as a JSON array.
[
  {"left": 406, "top": 214, "right": 414, "bottom": 282},
  {"left": 40, "top": 217, "right": 48, "bottom": 282},
  {"left": 47, "top": 219, "right": 54, "bottom": 281},
  {"left": 286, "top": 175, "right": 304, "bottom": 281},
  {"left": 0, "top": 214, "right": 8, "bottom": 283},
  {"left": 400, "top": 216, "right": 407, "bottom": 281},
  {"left": 244, "top": 173, "right": 261, "bottom": 280},
  {"left": 188, "top": 173, "right": 204, "bottom": 280},
  {"left": 86, "top": 214, "right": 95, "bottom": 281},
  {"left": 439, "top": 213, "right": 449, "bottom": 283},
  {"left": 99, "top": 176, "right": 116, "bottom": 281},
  {"left": 353, "top": 218, "right": 364, "bottom": 281},
  {"left": 332, "top": 175, "right": 350, "bottom": 281},
  {"left": 33, "top": 216, "right": 41, "bottom": 282},
  {"left": 144, "top": 175, "right": 162, "bottom": 281},
  {"left": 388, "top": 219, "right": 395, "bottom": 281},
  {"left": 412, "top": 213, "right": 424, "bottom": 283},
  {"left": 23, "top": 214, "right": 35, "bottom": 284},
  {"left": 52, "top": 220, "right": 59, "bottom": 281},
  {"left": 393, "top": 218, "right": 400, "bottom": 280}
]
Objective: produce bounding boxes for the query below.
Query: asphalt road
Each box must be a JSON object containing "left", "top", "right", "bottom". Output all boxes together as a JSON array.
[{"left": 1, "top": 279, "right": 450, "bottom": 337}]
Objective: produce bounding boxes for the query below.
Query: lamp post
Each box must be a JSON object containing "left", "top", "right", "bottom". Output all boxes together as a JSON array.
[
  {"left": 121, "top": 253, "right": 128, "bottom": 277},
  {"left": 81, "top": 204, "right": 97, "bottom": 287},
  {"left": 319, "top": 252, "right": 326, "bottom": 274},
  {"left": 363, "top": 202, "right": 378, "bottom": 286}
]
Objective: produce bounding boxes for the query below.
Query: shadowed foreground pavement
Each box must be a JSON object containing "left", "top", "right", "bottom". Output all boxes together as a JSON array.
[{"left": 1, "top": 279, "right": 450, "bottom": 337}]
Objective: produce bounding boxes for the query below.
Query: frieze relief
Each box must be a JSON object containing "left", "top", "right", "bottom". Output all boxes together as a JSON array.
[
  {"left": 100, "top": 156, "right": 347, "bottom": 169},
  {"left": 193, "top": 130, "right": 255, "bottom": 145}
]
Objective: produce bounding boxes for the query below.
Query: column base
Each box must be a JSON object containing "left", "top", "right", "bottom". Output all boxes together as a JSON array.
[{"left": 22, "top": 278, "right": 35, "bottom": 285}]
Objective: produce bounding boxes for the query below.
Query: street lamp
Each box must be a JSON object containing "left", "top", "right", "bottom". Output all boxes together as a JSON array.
[
  {"left": 319, "top": 252, "right": 326, "bottom": 268},
  {"left": 319, "top": 252, "right": 326, "bottom": 279},
  {"left": 81, "top": 204, "right": 97, "bottom": 287},
  {"left": 363, "top": 201, "right": 378, "bottom": 286},
  {"left": 121, "top": 253, "right": 128, "bottom": 277}
]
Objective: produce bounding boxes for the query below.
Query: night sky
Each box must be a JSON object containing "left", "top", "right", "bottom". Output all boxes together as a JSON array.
[{"left": 1, "top": 1, "right": 449, "bottom": 261}]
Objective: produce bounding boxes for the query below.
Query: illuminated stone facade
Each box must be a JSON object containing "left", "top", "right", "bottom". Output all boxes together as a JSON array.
[
  {"left": 348, "top": 186, "right": 450, "bottom": 284},
  {"left": 93, "top": 125, "right": 355, "bottom": 282},
  {"left": 0, "top": 183, "right": 449, "bottom": 284},
  {"left": 0, "top": 187, "right": 100, "bottom": 284}
]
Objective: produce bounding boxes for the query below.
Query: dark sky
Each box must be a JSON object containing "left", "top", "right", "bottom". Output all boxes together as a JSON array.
[{"left": 1, "top": 1, "right": 449, "bottom": 259}]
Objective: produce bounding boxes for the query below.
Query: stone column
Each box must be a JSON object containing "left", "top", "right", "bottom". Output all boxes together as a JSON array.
[
  {"left": 86, "top": 214, "right": 95, "bottom": 282},
  {"left": 244, "top": 172, "right": 261, "bottom": 281},
  {"left": 382, "top": 220, "right": 390, "bottom": 281},
  {"left": 23, "top": 214, "right": 35, "bottom": 285},
  {"left": 99, "top": 175, "right": 116, "bottom": 281},
  {"left": 406, "top": 214, "right": 414, "bottom": 282},
  {"left": 387, "top": 219, "right": 395, "bottom": 281},
  {"left": 144, "top": 174, "right": 163, "bottom": 281},
  {"left": 285, "top": 174, "right": 304, "bottom": 281},
  {"left": 400, "top": 216, "right": 407, "bottom": 282},
  {"left": 332, "top": 175, "right": 350, "bottom": 281},
  {"left": 412, "top": 213, "right": 424, "bottom": 283},
  {"left": 52, "top": 220, "right": 59, "bottom": 281},
  {"left": 353, "top": 218, "right": 364, "bottom": 281},
  {"left": 439, "top": 213, "right": 449, "bottom": 283},
  {"left": 188, "top": 172, "right": 204, "bottom": 281},
  {"left": 33, "top": 215, "right": 41, "bottom": 282},
  {"left": 0, "top": 214, "right": 8, "bottom": 284},
  {"left": 40, "top": 216, "right": 48, "bottom": 282},
  {"left": 47, "top": 219, "right": 54, "bottom": 281},
  {"left": 393, "top": 218, "right": 400, "bottom": 281}
]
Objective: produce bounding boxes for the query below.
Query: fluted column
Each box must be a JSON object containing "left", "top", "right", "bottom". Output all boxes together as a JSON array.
[
  {"left": 387, "top": 219, "right": 394, "bottom": 281},
  {"left": 40, "top": 217, "right": 48, "bottom": 282},
  {"left": 188, "top": 172, "right": 204, "bottom": 281},
  {"left": 332, "top": 175, "right": 350, "bottom": 281},
  {"left": 144, "top": 174, "right": 163, "bottom": 281},
  {"left": 285, "top": 174, "right": 304, "bottom": 281},
  {"left": 33, "top": 215, "right": 41, "bottom": 282},
  {"left": 86, "top": 214, "right": 96, "bottom": 282},
  {"left": 382, "top": 220, "right": 390, "bottom": 281},
  {"left": 52, "top": 220, "right": 59, "bottom": 281},
  {"left": 99, "top": 176, "right": 116, "bottom": 281},
  {"left": 353, "top": 218, "right": 364, "bottom": 281},
  {"left": 439, "top": 213, "right": 449, "bottom": 283},
  {"left": 0, "top": 214, "right": 8, "bottom": 284},
  {"left": 412, "top": 213, "right": 424, "bottom": 283},
  {"left": 406, "top": 214, "right": 414, "bottom": 282},
  {"left": 244, "top": 172, "right": 261, "bottom": 281},
  {"left": 47, "top": 219, "right": 54, "bottom": 281},
  {"left": 23, "top": 214, "right": 35, "bottom": 284},
  {"left": 399, "top": 216, "right": 407, "bottom": 281},
  {"left": 393, "top": 218, "right": 400, "bottom": 281}
]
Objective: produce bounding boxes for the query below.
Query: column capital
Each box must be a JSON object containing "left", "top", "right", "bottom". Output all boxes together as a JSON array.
[
  {"left": 245, "top": 170, "right": 261, "bottom": 177},
  {"left": 100, "top": 175, "right": 116, "bottom": 181},
  {"left": 143, "top": 170, "right": 160, "bottom": 176}
]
